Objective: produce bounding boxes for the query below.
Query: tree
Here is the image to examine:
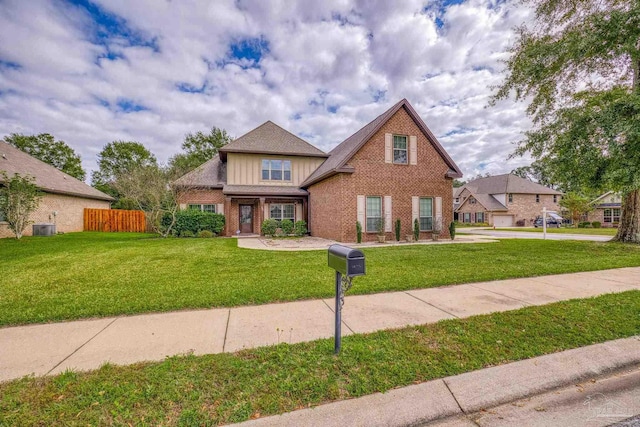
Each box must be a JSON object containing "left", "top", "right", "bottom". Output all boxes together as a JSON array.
[
  {"left": 91, "top": 141, "right": 157, "bottom": 201},
  {"left": 559, "top": 192, "right": 594, "bottom": 225},
  {"left": 4, "top": 133, "right": 86, "bottom": 181},
  {"left": 510, "top": 160, "right": 557, "bottom": 189},
  {"left": 169, "top": 126, "right": 231, "bottom": 176},
  {"left": 0, "top": 173, "right": 42, "bottom": 239},
  {"left": 492, "top": 0, "right": 640, "bottom": 243},
  {"left": 453, "top": 179, "right": 465, "bottom": 188}
]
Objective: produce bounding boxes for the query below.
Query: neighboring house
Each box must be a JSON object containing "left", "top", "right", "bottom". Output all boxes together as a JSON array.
[
  {"left": 587, "top": 191, "right": 622, "bottom": 226},
  {"left": 0, "top": 141, "right": 114, "bottom": 238},
  {"left": 176, "top": 98, "right": 463, "bottom": 242},
  {"left": 454, "top": 174, "right": 562, "bottom": 227}
]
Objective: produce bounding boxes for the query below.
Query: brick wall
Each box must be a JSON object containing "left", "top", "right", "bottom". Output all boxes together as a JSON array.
[
  {"left": 308, "top": 107, "right": 455, "bottom": 243},
  {"left": 456, "top": 193, "right": 561, "bottom": 226},
  {"left": 0, "top": 193, "right": 110, "bottom": 238}
]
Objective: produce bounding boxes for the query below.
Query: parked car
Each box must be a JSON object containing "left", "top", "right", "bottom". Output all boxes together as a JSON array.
[{"left": 533, "top": 214, "right": 562, "bottom": 228}]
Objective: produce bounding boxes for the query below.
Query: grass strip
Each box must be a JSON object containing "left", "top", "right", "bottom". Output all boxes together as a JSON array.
[
  {"left": 1, "top": 233, "right": 640, "bottom": 326},
  {"left": 1, "top": 291, "right": 639, "bottom": 426},
  {"left": 482, "top": 227, "right": 617, "bottom": 235}
]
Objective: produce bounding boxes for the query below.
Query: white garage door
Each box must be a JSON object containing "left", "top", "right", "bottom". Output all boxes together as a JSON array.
[{"left": 493, "top": 215, "right": 513, "bottom": 227}]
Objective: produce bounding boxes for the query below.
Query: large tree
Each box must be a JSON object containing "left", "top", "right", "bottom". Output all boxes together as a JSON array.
[
  {"left": 91, "top": 141, "right": 157, "bottom": 201},
  {"left": 4, "top": 133, "right": 86, "bottom": 181},
  {"left": 169, "top": 126, "right": 231, "bottom": 176},
  {"left": 492, "top": 0, "right": 640, "bottom": 242}
]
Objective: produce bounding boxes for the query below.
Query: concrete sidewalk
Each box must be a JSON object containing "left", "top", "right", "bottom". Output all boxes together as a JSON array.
[
  {"left": 235, "top": 337, "right": 640, "bottom": 427},
  {"left": 2, "top": 267, "right": 640, "bottom": 382}
]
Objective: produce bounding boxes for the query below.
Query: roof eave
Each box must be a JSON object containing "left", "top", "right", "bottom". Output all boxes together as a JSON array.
[
  {"left": 219, "top": 148, "right": 329, "bottom": 158},
  {"left": 40, "top": 188, "right": 115, "bottom": 202}
]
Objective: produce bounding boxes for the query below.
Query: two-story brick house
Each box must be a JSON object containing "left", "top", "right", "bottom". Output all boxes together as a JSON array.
[
  {"left": 454, "top": 174, "right": 562, "bottom": 227},
  {"left": 175, "top": 99, "right": 463, "bottom": 242}
]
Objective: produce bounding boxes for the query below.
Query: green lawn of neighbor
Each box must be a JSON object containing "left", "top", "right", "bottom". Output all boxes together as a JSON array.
[
  {"left": 1, "top": 232, "right": 640, "bottom": 326},
  {"left": 1, "top": 291, "right": 638, "bottom": 426},
  {"left": 486, "top": 227, "right": 617, "bottom": 236}
]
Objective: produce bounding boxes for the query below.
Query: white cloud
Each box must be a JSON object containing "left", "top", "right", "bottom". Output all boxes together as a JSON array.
[{"left": 0, "top": 0, "right": 534, "bottom": 180}]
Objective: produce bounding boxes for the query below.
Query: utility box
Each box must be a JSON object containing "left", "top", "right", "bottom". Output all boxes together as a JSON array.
[
  {"left": 32, "top": 223, "right": 56, "bottom": 236},
  {"left": 328, "top": 244, "right": 366, "bottom": 277}
]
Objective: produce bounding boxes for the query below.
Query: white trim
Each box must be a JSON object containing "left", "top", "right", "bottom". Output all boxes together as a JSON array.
[
  {"left": 409, "top": 135, "right": 417, "bottom": 165},
  {"left": 384, "top": 195, "right": 392, "bottom": 232},
  {"left": 384, "top": 133, "right": 392, "bottom": 163},
  {"left": 357, "top": 195, "right": 365, "bottom": 227}
]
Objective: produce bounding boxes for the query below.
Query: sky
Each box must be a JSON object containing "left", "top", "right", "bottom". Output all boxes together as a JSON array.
[{"left": 0, "top": 0, "right": 535, "bottom": 181}]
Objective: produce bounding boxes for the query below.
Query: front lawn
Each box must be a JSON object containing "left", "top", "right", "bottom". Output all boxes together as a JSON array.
[
  {"left": 1, "top": 291, "right": 638, "bottom": 426},
  {"left": 1, "top": 232, "right": 640, "bottom": 326},
  {"left": 486, "top": 227, "right": 617, "bottom": 236}
]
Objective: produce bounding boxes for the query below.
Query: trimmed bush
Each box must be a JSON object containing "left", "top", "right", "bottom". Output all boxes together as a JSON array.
[
  {"left": 180, "top": 230, "right": 195, "bottom": 238},
  {"left": 164, "top": 210, "right": 225, "bottom": 237},
  {"left": 395, "top": 219, "right": 401, "bottom": 241},
  {"left": 293, "top": 220, "right": 307, "bottom": 237},
  {"left": 515, "top": 219, "right": 526, "bottom": 227},
  {"left": 261, "top": 219, "right": 278, "bottom": 237},
  {"left": 280, "top": 219, "right": 294, "bottom": 236},
  {"left": 197, "top": 230, "right": 214, "bottom": 238},
  {"left": 592, "top": 221, "right": 601, "bottom": 228},
  {"left": 413, "top": 218, "right": 420, "bottom": 241},
  {"left": 449, "top": 221, "right": 456, "bottom": 240},
  {"left": 356, "top": 221, "right": 362, "bottom": 243},
  {"left": 578, "top": 221, "right": 592, "bottom": 228}
]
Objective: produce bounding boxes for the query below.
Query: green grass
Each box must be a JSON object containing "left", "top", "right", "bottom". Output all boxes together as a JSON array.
[
  {"left": 1, "top": 291, "right": 639, "bottom": 426},
  {"left": 485, "top": 227, "right": 617, "bottom": 235},
  {"left": 1, "top": 232, "right": 640, "bottom": 326}
]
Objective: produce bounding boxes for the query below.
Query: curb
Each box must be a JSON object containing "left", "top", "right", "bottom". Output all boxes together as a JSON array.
[{"left": 232, "top": 336, "right": 640, "bottom": 427}]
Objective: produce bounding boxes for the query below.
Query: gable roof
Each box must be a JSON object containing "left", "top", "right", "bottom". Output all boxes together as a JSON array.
[
  {"left": 301, "top": 98, "right": 463, "bottom": 187},
  {"left": 218, "top": 121, "right": 328, "bottom": 161},
  {"left": 0, "top": 141, "right": 114, "bottom": 201},
  {"left": 173, "top": 154, "right": 226, "bottom": 188},
  {"left": 463, "top": 173, "right": 562, "bottom": 195}
]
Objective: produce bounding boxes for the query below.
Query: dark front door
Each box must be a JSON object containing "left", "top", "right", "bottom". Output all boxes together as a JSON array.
[{"left": 240, "top": 205, "right": 253, "bottom": 234}]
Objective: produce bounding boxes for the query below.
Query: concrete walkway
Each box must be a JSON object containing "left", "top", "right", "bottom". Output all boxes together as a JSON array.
[{"left": 2, "top": 267, "right": 640, "bottom": 383}]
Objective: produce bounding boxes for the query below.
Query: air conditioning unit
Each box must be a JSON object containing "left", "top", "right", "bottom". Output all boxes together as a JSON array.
[{"left": 32, "top": 223, "right": 56, "bottom": 236}]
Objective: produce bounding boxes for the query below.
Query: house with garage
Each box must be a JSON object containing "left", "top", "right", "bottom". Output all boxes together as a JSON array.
[
  {"left": 175, "top": 98, "right": 463, "bottom": 242},
  {"left": 0, "top": 141, "right": 114, "bottom": 238},
  {"left": 454, "top": 174, "right": 562, "bottom": 227}
]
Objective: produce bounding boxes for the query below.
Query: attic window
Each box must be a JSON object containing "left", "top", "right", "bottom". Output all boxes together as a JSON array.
[
  {"left": 469, "top": 197, "right": 476, "bottom": 204},
  {"left": 261, "top": 159, "right": 291, "bottom": 181},
  {"left": 393, "top": 135, "right": 408, "bottom": 164}
]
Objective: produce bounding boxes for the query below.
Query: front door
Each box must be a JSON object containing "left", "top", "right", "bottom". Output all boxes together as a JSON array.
[{"left": 239, "top": 205, "right": 253, "bottom": 234}]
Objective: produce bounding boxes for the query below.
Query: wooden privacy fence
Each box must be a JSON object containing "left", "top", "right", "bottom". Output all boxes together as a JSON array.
[{"left": 84, "top": 208, "right": 147, "bottom": 233}]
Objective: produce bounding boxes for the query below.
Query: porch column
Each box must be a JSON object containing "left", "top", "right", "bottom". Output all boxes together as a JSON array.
[
  {"left": 225, "top": 197, "right": 232, "bottom": 236},
  {"left": 259, "top": 197, "right": 265, "bottom": 235}
]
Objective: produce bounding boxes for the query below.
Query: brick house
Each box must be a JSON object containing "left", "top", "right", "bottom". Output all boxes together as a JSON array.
[
  {"left": 586, "top": 192, "right": 622, "bottom": 226},
  {"left": 176, "top": 99, "right": 463, "bottom": 242},
  {"left": 0, "top": 141, "right": 113, "bottom": 238},
  {"left": 454, "top": 174, "right": 562, "bottom": 227}
]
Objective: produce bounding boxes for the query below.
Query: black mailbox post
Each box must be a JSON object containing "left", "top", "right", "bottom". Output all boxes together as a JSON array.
[{"left": 328, "top": 244, "right": 366, "bottom": 354}]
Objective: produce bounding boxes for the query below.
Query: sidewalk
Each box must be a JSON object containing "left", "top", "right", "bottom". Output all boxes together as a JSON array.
[{"left": 2, "top": 267, "right": 640, "bottom": 382}]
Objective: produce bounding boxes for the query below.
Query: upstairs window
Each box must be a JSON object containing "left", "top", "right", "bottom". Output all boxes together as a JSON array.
[
  {"left": 535, "top": 194, "right": 540, "bottom": 203},
  {"left": 553, "top": 195, "right": 558, "bottom": 203},
  {"left": 261, "top": 159, "right": 292, "bottom": 181},
  {"left": 469, "top": 197, "right": 476, "bottom": 204},
  {"left": 393, "top": 135, "right": 408, "bottom": 164},
  {"left": 508, "top": 194, "right": 513, "bottom": 203}
]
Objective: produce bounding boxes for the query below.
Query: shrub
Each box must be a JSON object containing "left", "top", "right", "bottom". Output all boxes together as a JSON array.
[
  {"left": 356, "top": 221, "right": 362, "bottom": 243},
  {"left": 261, "top": 219, "right": 278, "bottom": 237},
  {"left": 376, "top": 218, "right": 385, "bottom": 236},
  {"left": 164, "top": 210, "right": 225, "bottom": 236},
  {"left": 449, "top": 221, "right": 456, "bottom": 240},
  {"left": 180, "top": 230, "right": 195, "bottom": 238},
  {"left": 578, "top": 221, "right": 592, "bottom": 228},
  {"left": 293, "top": 220, "right": 307, "bottom": 237},
  {"left": 280, "top": 219, "right": 294, "bottom": 236},
  {"left": 591, "top": 221, "right": 601, "bottom": 228},
  {"left": 515, "top": 219, "right": 526, "bottom": 227},
  {"left": 197, "top": 230, "right": 214, "bottom": 238},
  {"left": 395, "top": 219, "right": 401, "bottom": 241},
  {"left": 413, "top": 219, "right": 420, "bottom": 241}
]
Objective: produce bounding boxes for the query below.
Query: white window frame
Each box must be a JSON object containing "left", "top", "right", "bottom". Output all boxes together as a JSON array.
[
  {"left": 261, "top": 159, "right": 292, "bottom": 181},
  {"left": 419, "top": 197, "right": 433, "bottom": 231},
  {"left": 604, "top": 208, "right": 621, "bottom": 223},
  {"left": 269, "top": 203, "right": 295, "bottom": 223},
  {"left": 187, "top": 204, "right": 216, "bottom": 213},
  {"left": 366, "top": 196, "right": 382, "bottom": 232},
  {"left": 392, "top": 135, "right": 408, "bottom": 165}
]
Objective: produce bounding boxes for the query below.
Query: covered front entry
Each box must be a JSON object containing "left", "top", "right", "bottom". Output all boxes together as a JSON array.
[{"left": 239, "top": 205, "right": 253, "bottom": 233}]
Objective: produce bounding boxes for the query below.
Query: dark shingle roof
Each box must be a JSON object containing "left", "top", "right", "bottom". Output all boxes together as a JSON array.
[
  {"left": 0, "top": 141, "right": 114, "bottom": 201},
  {"left": 464, "top": 174, "right": 562, "bottom": 195},
  {"left": 173, "top": 155, "right": 226, "bottom": 188},
  {"left": 222, "top": 185, "right": 308, "bottom": 196},
  {"left": 219, "top": 121, "right": 327, "bottom": 160},
  {"left": 301, "top": 99, "right": 463, "bottom": 187}
]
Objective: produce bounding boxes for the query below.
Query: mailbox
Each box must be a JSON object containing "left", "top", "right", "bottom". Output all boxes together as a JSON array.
[{"left": 328, "top": 244, "right": 366, "bottom": 277}]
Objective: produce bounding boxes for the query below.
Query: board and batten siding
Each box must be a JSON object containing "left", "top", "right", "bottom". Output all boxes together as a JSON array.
[{"left": 226, "top": 153, "right": 325, "bottom": 186}]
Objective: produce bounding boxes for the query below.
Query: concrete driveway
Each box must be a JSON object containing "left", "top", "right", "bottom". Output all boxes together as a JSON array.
[{"left": 461, "top": 228, "right": 612, "bottom": 242}]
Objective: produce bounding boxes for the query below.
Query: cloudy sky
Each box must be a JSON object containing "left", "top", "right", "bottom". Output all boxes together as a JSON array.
[{"left": 0, "top": 0, "right": 535, "bottom": 180}]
